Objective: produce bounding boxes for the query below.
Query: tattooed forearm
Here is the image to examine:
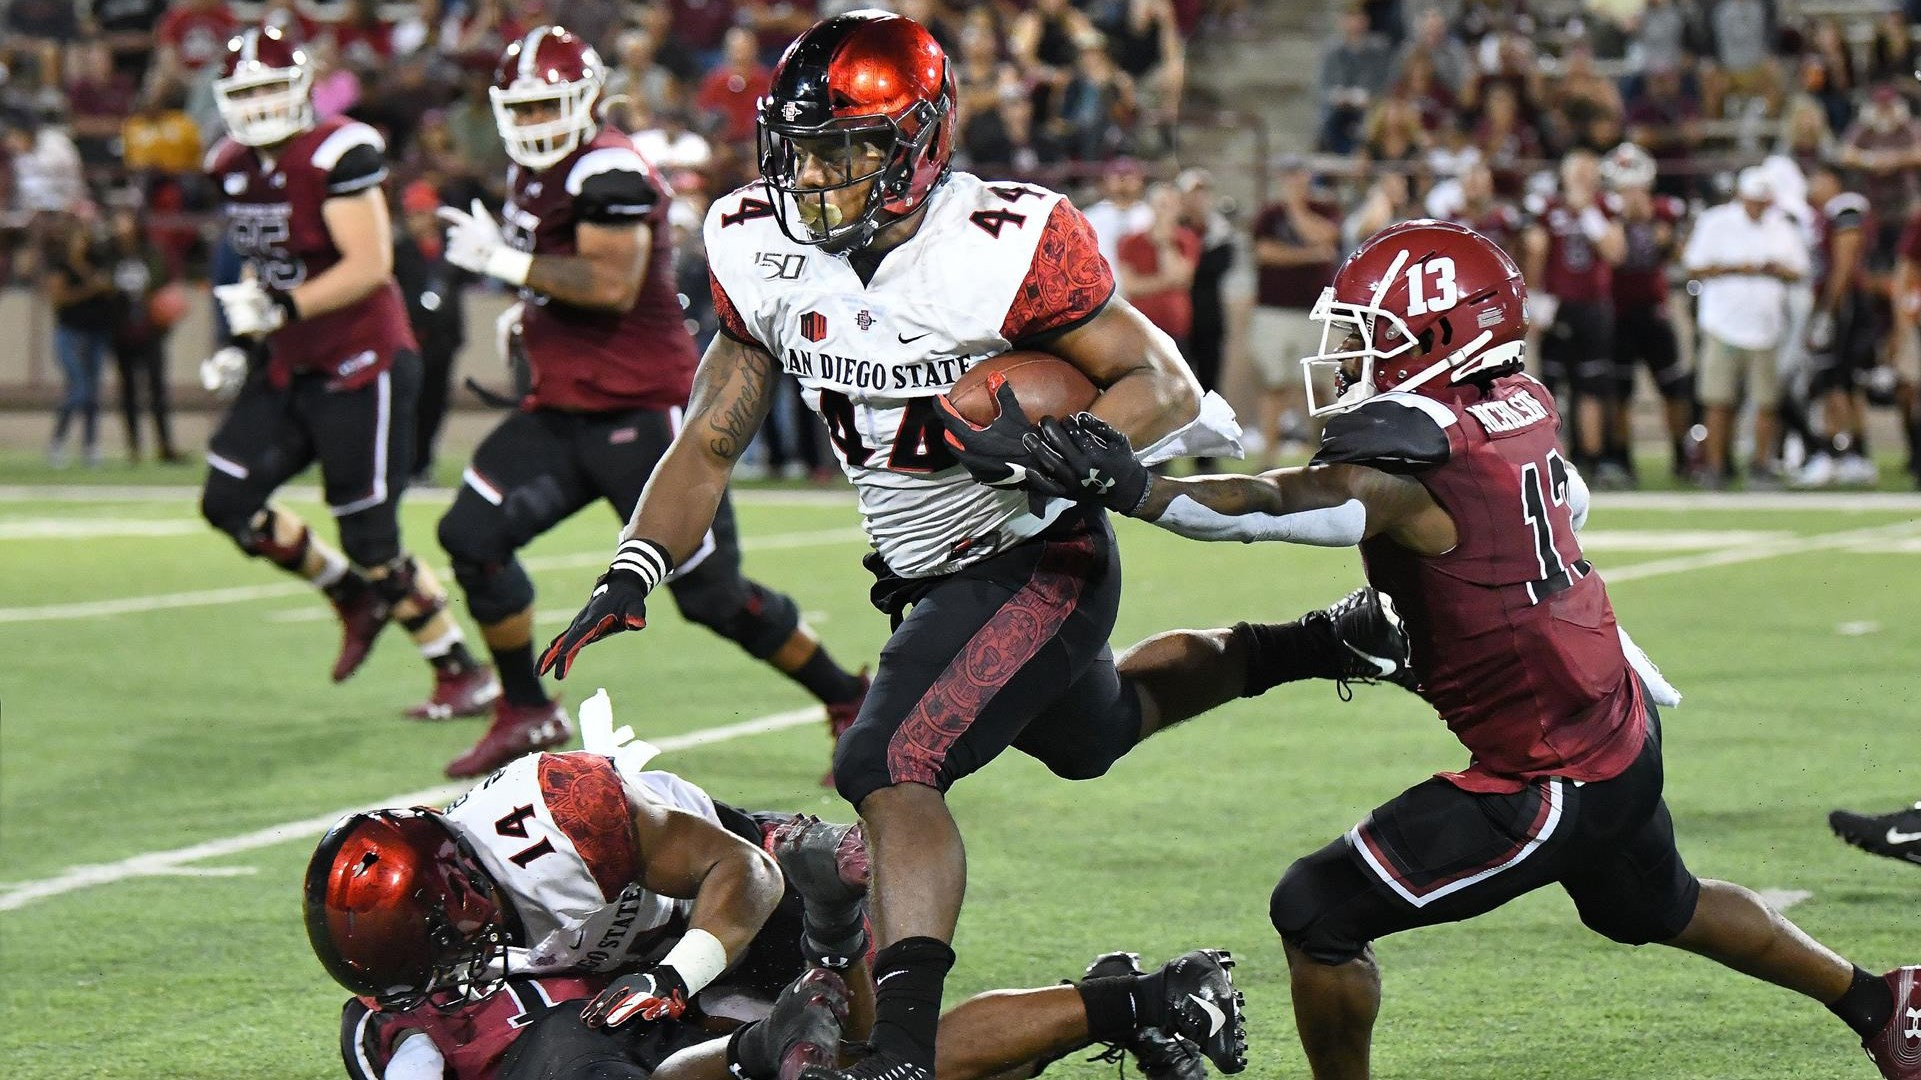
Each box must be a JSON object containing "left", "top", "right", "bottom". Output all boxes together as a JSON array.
[
  {"left": 687, "top": 335, "right": 776, "bottom": 461},
  {"left": 526, "top": 255, "right": 629, "bottom": 311}
]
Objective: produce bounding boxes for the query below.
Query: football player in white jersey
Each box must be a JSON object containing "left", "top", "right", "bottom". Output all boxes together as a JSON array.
[{"left": 534, "top": 13, "right": 1392, "bottom": 1080}]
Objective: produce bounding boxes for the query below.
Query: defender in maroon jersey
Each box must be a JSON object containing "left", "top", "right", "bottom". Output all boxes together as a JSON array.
[
  {"left": 1523, "top": 150, "right": 1627, "bottom": 483},
  {"left": 427, "top": 25, "right": 868, "bottom": 780},
  {"left": 1602, "top": 143, "right": 1695, "bottom": 479},
  {"left": 199, "top": 25, "right": 491, "bottom": 715},
  {"left": 1022, "top": 219, "right": 1921, "bottom": 1079}
]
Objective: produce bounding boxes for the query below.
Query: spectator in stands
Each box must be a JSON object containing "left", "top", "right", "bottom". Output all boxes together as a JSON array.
[
  {"left": 1798, "top": 17, "right": 1858, "bottom": 136},
  {"left": 1090, "top": 0, "right": 1187, "bottom": 144},
  {"left": 1083, "top": 158, "right": 1153, "bottom": 288},
  {"left": 1441, "top": 159, "right": 1525, "bottom": 257},
  {"left": 1396, "top": 53, "right": 1458, "bottom": 134},
  {"left": 1318, "top": 4, "right": 1393, "bottom": 154},
  {"left": 1011, "top": 0, "right": 1098, "bottom": 126},
  {"left": 1868, "top": 8, "right": 1918, "bottom": 87},
  {"left": 1777, "top": 94, "right": 1837, "bottom": 176},
  {"left": 94, "top": 0, "right": 169, "bottom": 85},
  {"left": 4, "top": 0, "right": 78, "bottom": 87},
  {"left": 1471, "top": 81, "right": 1540, "bottom": 193},
  {"left": 1630, "top": 0, "right": 1692, "bottom": 76},
  {"left": 154, "top": 0, "right": 241, "bottom": 92},
  {"left": 1424, "top": 116, "right": 1479, "bottom": 181},
  {"left": 1705, "top": 0, "right": 1780, "bottom": 118},
  {"left": 741, "top": 0, "right": 822, "bottom": 64},
  {"left": 962, "top": 83, "right": 1059, "bottom": 173},
  {"left": 105, "top": 203, "right": 181, "bottom": 465},
  {"left": 1250, "top": 157, "right": 1341, "bottom": 466},
  {"left": 955, "top": 18, "right": 1018, "bottom": 123},
  {"left": 1840, "top": 87, "right": 1921, "bottom": 260},
  {"left": 44, "top": 215, "right": 114, "bottom": 469},
  {"left": 8, "top": 113, "right": 83, "bottom": 216},
  {"left": 1683, "top": 167, "right": 1808, "bottom": 487},
  {"left": 632, "top": 109, "right": 715, "bottom": 173},
  {"left": 1177, "top": 168, "right": 1236, "bottom": 442},
  {"left": 66, "top": 42, "right": 136, "bottom": 170},
  {"left": 606, "top": 27, "right": 683, "bottom": 120},
  {"left": 1392, "top": 5, "right": 1472, "bottom": 95},
  {"left": 329, "top": 0, "right": 397, "bottom": 69},
  {"left": 669, "top": 0, "right": 742, "bottom": 71},
  {"left": 1626, "top": 64, "right": 1703, "bottom": 199},
  {"left": 1542, "top": 41, "right": 1624, "bottom": 154},
  {"left": 1116, "top": 181, "right": 1200, "bottom": 351},
  {"left": 444, "top": 68, "right": 509, "bottom": 186},
  {"left": 1057, "top": 33, "right": 1139, "bottom": 160},
  {"left": 1343, "top": 169, "right": 1413, "bottom": 251},
  {"left": 446, "top": 0, "right": 531, "bottom": 64},
  {"left": 696, "top": 27, "right": 772, "bottom": 145},
  {"left": 1357, "top": 95, "right": 1428, "bottom": 169}
]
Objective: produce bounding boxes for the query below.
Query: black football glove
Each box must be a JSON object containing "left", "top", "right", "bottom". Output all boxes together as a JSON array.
[
  {"left": 934, "top": 378, "right": 1068, "bottom": 498},
  {"left": 539, "top": 538, "right": 673, "bottom": 679},
  {"left": 1023, "top": 413, "right": 1153, "bottom": 516},
  {"left": 579, "top": 967, "right": 689, "bottom": 1028}
]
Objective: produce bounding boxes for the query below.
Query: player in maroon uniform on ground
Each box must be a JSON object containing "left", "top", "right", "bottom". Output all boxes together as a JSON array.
[
  {"left": 1523, "top": 150, "right": 1627, "bottom": 485},
  {"left": 1020, "top": 220, "right": 1921, "bottom": 1079},
  {"left": 427, "top": 26, "right": 868, "bottom": 779},
  {"left": 200, "top": 25, "right": 488, "bottom": 714},
  {"left": 1601, "top": 142, "right": 1694, "bottom": 481}
]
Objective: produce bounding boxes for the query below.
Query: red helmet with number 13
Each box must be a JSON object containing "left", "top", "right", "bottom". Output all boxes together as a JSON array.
[
  {"left": 756, "top": 10, "right": 956, "bottom": 254},
  {"left": 1301, "top": 219, "right": 1529, "bottom": 416}
]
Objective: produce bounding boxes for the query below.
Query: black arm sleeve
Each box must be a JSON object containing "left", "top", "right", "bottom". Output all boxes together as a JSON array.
[
  {"left": 576, "top": 169, "right": 662, "bottom": 225},
  {"left": 1311, "top": 398, "right": 1452, "bottom": 473},
  {"left": 326, "top": 142, "right": 388, "bottom": 197}
]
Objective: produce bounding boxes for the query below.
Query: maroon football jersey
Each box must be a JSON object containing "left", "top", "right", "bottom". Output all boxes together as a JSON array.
[
  {"left": 1535, "top": 198, "right": 1613, "bottom": 303},
  {"left": 1811, "top": 191, "right": 1871, "bottom": 297},
  {"left": 205, "top": 117, "right": 416, "bottom": 389},
  {"left": 343, "top": 975, "right": 604, "bottom": 1080},
  {"left": 1609, "top": 194, "right": 1683, "bottom": 309},
  {"left": 1342, "top": 377, "right": 1647, "bottom": 793},
  {"left": 1448, "top": 204, "right": 1524, "bottom": 264},
  {"left": 501, "top": 127, "right": 698, "bottom": 413}
]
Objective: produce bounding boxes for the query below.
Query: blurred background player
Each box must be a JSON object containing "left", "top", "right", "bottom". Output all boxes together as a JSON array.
[
  {"left": 199, "top": 26, "right": 486, "bottom": 713},
  {"left": 1523, "top": 149, "right": 1627, "bottom": 487},
  {"left": 430, "top": 26, "right": 867, "bottom": 779},
  {"left": 1796, "top": 162, "right": 1880, "bottom": 488},
  {"left": 1020, "top": 219, "right": 1921, "bottom": 1080},
  {"left": 1601, "top": 143, "right": 1695, "bottom": 483},
  {"left": 1249, "top": 155, "right": 1341, "bottom": 466}
]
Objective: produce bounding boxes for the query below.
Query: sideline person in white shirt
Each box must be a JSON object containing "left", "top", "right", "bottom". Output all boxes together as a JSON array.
[{"left": 1682, "top": 167, "right": 1808, "bottom": 484}]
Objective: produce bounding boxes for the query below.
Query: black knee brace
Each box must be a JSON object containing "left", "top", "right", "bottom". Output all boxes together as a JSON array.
[
  {"left": 669, "top": 575, "right": 800, "bottom": 660},
  {"left": 335, "top": 506, "right": 401, "bottom": 568},
  {"left": 1269, "top": 842, "right": 1376, "bottom": 966},
  {"left": 438, "top": 504, "right": 535, "bottom": 626},
  {"left": 202, "top": 477, "right": 276, "bottom": 553}
]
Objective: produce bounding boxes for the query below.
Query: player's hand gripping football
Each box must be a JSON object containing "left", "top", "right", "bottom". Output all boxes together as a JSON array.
[
  {"left": 579, "top": 967, "right": 689, "bottom": 1028},
  {"left": 1024, "top": 413, "right": 1153, "bottom": 516},
  {"left": 540, "top": 538, "right": 674, "bottom": 678},
  {"left": 934, "top": 378, "right": 1068, "bottom": 497}
]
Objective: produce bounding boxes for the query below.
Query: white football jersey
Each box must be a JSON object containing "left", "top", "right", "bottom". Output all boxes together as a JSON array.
[
  {"left": 440, "top": 752, "right": 719, "bottom": 976},
  {"left": 706, "top": 172, "right": 1118, "bottom": 578}
]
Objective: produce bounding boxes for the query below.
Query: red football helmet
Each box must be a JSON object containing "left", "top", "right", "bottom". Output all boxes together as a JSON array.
[
  {"left": 303, "top": 809, "right": 512, "bottom": 1010},
  {"left": 1302, "top": 219, "right": 1528, "bottom": 416},
  {"left": 213, "top": 26, "right": 313, "bottom": 147},
  {"left": 491, "top": 25, "right": 605, "bottom": 171},
  {"left": 756, "top": 11, "right": 955, "bottom": 253}
]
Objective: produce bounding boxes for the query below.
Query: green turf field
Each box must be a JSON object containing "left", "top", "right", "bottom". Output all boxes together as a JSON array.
[{"left": 1, "top": 480, "right": 1916, "bottom": 1080}]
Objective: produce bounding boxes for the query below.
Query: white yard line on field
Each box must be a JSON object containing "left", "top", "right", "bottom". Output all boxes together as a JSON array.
[
  {"left": 0, "top": 706, "right": 825, "bottom": 913},
  {"left": 4, "top": 517, "right": 1919, "bottom": 913},
  {"left": 0, "top": 519, "right": 203, "bottom": 540},
  {"left": 0, "top": 484, "right": 858, "bottom": 507},
  {"left": 0, "top": 527, "right": 868, "bottom": 624}
]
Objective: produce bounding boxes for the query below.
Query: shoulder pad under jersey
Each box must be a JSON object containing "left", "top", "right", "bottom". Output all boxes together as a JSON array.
[{"left": 1310, "top": 392, "right": 1456, "bottom": 473}]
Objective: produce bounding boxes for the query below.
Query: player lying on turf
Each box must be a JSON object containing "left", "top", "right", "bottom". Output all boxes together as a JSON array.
[
  {"left": 1013, "top": 219, "right": 1921, "bottom": 1079},
  {"left": 313, "top": 767, "right": 1245, "bottom": 1080}
]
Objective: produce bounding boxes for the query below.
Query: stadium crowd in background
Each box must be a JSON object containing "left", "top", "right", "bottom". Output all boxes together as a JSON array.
[{"left": 1291, "top": 0, "right": 1921, "bottom": 489}]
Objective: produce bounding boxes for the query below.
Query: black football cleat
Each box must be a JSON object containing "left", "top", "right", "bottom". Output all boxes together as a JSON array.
[
  {"left": 1313, "top": 587, "right": 1418, "bottom": 692},
  {"left": 735, "top": 968, "right": 850, "bottom": 1080},
  {"left": 1157, "top": 949, "right": 1248, "bottom": 1075},
  {"left": 1830, "top": 804, "right": 1921, "bottom": 867},
  {"left": 796, "top": 1049, "right": 929, "bottom": 1080},
  {"left": 1084, "top": 951, "right": 1207, "bottom": 1080}
]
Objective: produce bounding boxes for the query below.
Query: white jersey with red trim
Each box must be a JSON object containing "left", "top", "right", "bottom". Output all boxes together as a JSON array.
[
  {"left": 439, "top": 752, "right": 719, "bottom": 976},
  {"left": 705, "top": 172, "right": 1117, "bottom": 578}
]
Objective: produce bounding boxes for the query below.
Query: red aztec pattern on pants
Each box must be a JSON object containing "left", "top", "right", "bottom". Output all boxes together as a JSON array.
[{"left": 885, "top": 534, "right": 1095, "bottom": 787}]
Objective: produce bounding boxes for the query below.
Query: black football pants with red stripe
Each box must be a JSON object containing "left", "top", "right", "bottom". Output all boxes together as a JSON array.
[{"left": 831, "top": 506, "right": 1142, "bottom": 808}]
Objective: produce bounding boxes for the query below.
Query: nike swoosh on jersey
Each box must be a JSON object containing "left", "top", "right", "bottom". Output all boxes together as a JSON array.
[
  {"left": 1188, "top": 993, "right": 1226, "bottom": 1037},
  {"left": 898, "top": 332, "right": 931, "bottom": 343}
]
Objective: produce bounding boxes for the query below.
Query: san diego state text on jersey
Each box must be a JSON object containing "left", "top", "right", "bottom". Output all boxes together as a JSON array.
[{"left": 706, "top": 173, "right": 1113, "bottom": 577}]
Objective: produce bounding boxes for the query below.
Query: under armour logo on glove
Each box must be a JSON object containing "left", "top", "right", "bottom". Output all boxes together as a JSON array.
[
  {"left": 1081, "top": 467, "right": 1115, "bottom": 494},
  {"left": 580, "top": 968, "right": 689, "bottom": 1028},
  {"left": 933, "top": 379, "right": 1067, "bottom": 499}
]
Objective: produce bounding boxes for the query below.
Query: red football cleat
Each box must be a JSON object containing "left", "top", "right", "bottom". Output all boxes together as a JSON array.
[
  {"left": 329, "top": 582, "right": 393, "bottom": 683},
  {"left": 404, "top": 664, "right": 501, "bottom": 720},
  {"left": 1867, "top": 967, "right": 1921, "bottom": 1079},
  {"left": 445, "top": 698, "right": 572, "bottom": 779},
  {"left": 819, "top": 671, "right": 869, "bottom": 787}
]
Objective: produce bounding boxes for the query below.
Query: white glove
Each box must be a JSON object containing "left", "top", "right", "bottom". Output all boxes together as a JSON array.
[
  {"left": 1526, "top": 293, "right": 1559, "bottom": 330},
  {"left": 1578, "top": 205, "right": 1611, "bottom": 243},
  {"left": 1806, "top": 310, "right": 1834, "bottom": 351},
  {"left": 495, "top": 300, "right": 524, "bottom": 368},
  {"left": 213, "top": 279, "right": 286, "bottom": 338},
  {"left": 438, "top": 198, "right": 532, "bottom": 285},
  {"left": 199, "top": 345, "right": 249, "bottom": 398}
]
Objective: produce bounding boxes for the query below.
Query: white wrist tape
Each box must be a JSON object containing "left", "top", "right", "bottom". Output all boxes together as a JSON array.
[
  {"left": 1151, "top": 494, "right": 1367, "bottom": 546},
  {"left": 609, "top": 538, "right": 673, "bottom": 592},
  {"left": 486, "top": 245, "right": 533, "bottom": 286},
  {"left": 661, "top": 928, "right": 729, "bottom": 996}
]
